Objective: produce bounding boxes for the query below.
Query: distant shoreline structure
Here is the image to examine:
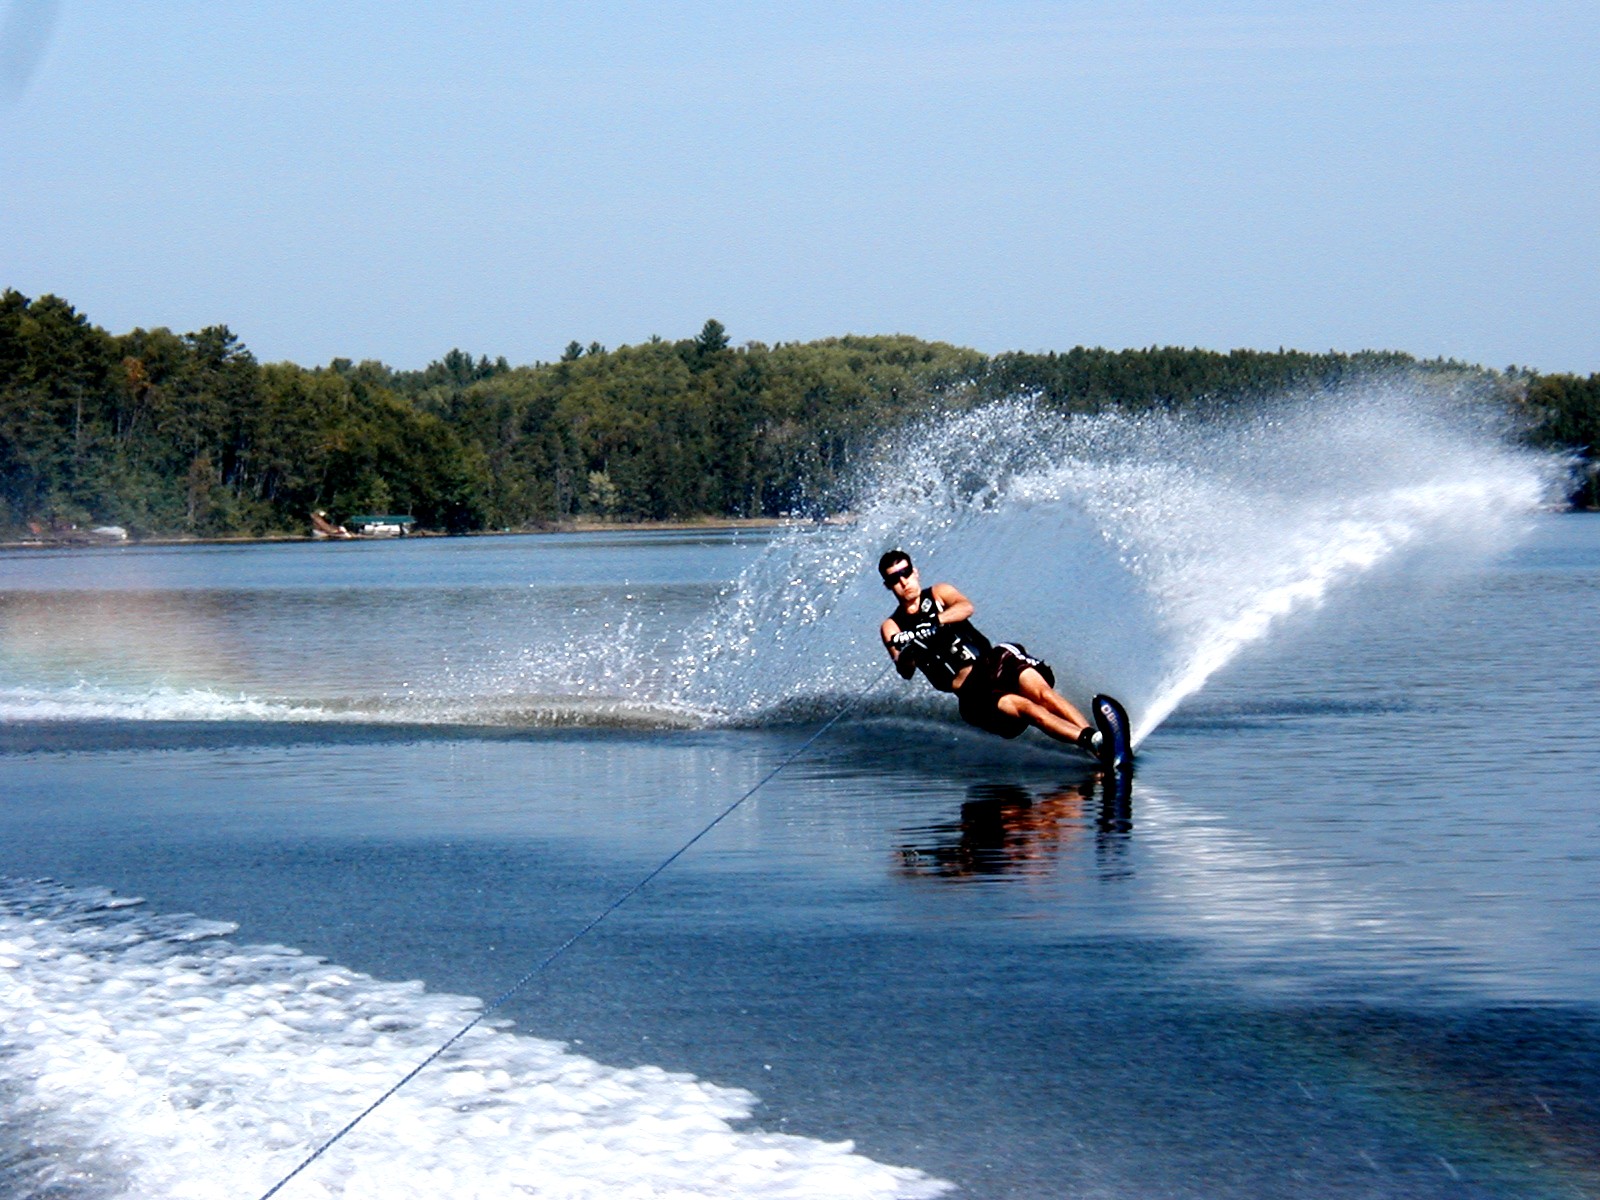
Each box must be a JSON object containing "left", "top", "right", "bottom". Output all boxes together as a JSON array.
[{"left": 0, "top": 514, "right": 804, "bottom": 550}]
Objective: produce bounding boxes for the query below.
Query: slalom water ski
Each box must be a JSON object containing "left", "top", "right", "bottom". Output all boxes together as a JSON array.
[{"left": 1091, "top": 693, "right": 1133, "bottom": 769}]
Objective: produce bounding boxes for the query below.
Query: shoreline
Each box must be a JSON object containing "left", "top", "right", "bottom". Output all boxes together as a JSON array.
[
  {"left": 0, "top": 515, "right": 806, "bottom": 551},
  {"left": 2, "top": 508, "right": 1589, "bottom": 551}
]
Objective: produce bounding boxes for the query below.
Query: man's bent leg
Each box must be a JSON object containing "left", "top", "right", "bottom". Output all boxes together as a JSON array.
[
  {"left": 1014, "top": 667, "right": 1092, "bottom": 732},
  {"left": 995, "top": 693, "right": 1087, "bottom": 744}
]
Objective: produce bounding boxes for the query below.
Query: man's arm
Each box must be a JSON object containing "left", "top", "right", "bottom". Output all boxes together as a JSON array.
[
  {"left": 881, "top": 617, "right": 902, "bottom": 659},
  {"left": 881, "top": 617, "right": 921, "bottom": 679},
  {"left": 929, "top": 582, "right": 974, "bottom": 625}
]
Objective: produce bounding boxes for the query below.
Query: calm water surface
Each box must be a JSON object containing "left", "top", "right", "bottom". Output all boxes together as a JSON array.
[{"left": 2, "top": 517, "right": 1598, "bottom": 1199}]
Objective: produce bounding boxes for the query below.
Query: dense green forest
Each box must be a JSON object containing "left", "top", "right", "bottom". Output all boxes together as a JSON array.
[{"left": 2, "top": 288, "right": 1596, "bottom": 538}]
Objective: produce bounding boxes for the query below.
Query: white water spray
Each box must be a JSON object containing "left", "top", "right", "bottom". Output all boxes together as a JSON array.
[
  {"left": 677, "top": 384, "right": 1563, "bottom": 743},
  {"left": 0, "top": 384, "right": 1563, "bottom": 737}
]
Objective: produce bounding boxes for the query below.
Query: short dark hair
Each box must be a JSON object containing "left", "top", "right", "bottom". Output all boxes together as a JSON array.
[{"left": 878, "top": 549, "right": 911, "bottom": 577}]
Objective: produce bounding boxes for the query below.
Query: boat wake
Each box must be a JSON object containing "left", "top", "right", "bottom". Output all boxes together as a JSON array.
[{"left": 0, "top": 876, "right": 950, "bottom": 1200}]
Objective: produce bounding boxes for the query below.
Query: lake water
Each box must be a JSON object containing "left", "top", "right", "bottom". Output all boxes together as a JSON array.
[{"left": 3, "top": 397, "right": 1598, "bottom": 1199}]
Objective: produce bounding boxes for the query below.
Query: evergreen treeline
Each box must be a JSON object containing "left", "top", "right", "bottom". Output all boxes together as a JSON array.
[{"left": 2, "top": 288, "right": 1596, "bottom": 537}]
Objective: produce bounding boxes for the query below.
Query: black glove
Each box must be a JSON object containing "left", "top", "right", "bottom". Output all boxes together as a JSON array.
[
  {"left": 891, "top": 617, "right": 938, "bottom": 679},
  {"left": 889, "top": 627, "right": 925, "bottom": 650},
  {"left": 895, "top": 644, "right": 920, "bottom": 678}
]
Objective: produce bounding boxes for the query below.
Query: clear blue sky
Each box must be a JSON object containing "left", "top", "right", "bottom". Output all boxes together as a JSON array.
[{"left": 2, "top": 1, "right": 1595, "bottom": 373}]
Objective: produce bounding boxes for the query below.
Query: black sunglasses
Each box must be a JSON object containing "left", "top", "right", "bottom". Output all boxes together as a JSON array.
[{"left": 881, "top": 564, "right": 914, "bottom": 587}]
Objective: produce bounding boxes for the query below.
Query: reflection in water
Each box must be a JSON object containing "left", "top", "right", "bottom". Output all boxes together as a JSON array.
[{"left": 897, "top": 771, "right": 1134, "bottom": 881}]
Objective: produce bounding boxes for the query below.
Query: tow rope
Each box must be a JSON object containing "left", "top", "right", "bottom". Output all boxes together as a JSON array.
[{"left": 258, "top": 666, "right": 891, "bottom": 1200}]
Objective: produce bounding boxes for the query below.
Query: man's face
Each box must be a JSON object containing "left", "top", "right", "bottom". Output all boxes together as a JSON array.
[{"left": 881, "top": 560, "right": 919, "bottom": 599}]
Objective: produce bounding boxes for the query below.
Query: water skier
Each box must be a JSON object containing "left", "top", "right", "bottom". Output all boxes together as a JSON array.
[{"left": 877, "top": 549, "right": 1119, "bottom": 764}]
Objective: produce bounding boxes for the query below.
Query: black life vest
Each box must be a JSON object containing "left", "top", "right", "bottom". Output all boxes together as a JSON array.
[{"left": 891, "top": 591, "right": 991, "bottom": 692}]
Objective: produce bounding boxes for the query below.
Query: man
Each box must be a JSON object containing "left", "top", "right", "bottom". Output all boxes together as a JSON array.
[{"left": 877, "top": 549, "right": 1112, "bottom": 763}]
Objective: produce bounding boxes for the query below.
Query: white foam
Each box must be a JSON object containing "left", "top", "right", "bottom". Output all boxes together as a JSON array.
[
  {"left": 0, "top": 683, "right": 339, "bottom": 724},
  {"left": 0, "top": 682, "right": 709, "bottom": 732},
  {"left": 0, "top": 878, "right": 949, "bottom": 1200}
]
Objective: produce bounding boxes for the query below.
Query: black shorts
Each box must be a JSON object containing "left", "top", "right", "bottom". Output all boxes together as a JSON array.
[{"left": 956, "top": 643, "right": 1056, "bottom": 739}]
